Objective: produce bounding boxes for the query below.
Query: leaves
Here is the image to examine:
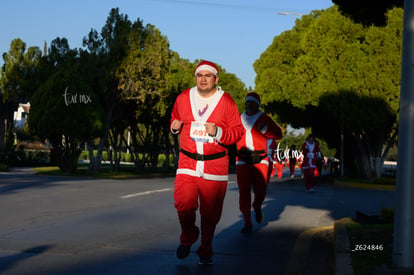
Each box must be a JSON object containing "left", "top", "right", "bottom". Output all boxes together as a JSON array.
[
  {"left": 333, "top": 0, "right": 404, "bottom": 26},
  {"left": 1, "top": 38, "right": 42, "bottom": 102},
  {"left": 255, "top": 6, "right": 402, "bottom": 177},
  {"left": 2, "top": 7, "right": 249, "bottom": 172}
]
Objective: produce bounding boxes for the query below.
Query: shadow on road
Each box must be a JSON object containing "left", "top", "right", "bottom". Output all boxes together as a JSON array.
[{"left": 0, "top": 245, "right": 53, "bottom": 273}]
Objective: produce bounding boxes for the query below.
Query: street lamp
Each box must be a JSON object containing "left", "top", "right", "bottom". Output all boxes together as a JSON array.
[{"left": 277, "top": 12, "right": 303, "bottom": 16}]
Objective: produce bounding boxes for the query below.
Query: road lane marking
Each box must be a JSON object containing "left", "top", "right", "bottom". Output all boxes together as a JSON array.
[{"left": 121, "top": 188, "right": 172, "bottom": 199}]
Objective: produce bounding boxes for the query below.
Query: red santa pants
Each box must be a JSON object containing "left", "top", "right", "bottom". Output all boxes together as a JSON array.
[
  {"left": 275, "top": 162, "right": 284, "bottom": 178},
  {"left": 236, "top": 162, "right": 269, "bottom": 227},
  {"left": 302, "top": 168, "right": 316, "bottom": 190},
  {"left": 289, "top": 159, "right": 296, "bottom": 176},
  {"left": 267, "top": 161, "right": 274, "bottom": 179},
  {"left": 174, "top": 174, "right": 227, "bottom": 257}
]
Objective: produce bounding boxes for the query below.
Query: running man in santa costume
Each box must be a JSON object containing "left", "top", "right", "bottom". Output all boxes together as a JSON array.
[
  {"left": 300, "top": 134, "right": 322, "bottom": 192},
  {"left": 170, "top": 60, "right": 244, "bottom": 264},
  {"left": 288, "top": 145, "right": 298, "bottom": 178},
  {"left": 236, "top": 92, "right": 282, "bottom": 234}
]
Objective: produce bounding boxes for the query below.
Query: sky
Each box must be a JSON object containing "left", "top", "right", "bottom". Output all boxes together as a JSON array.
[{"left": 1, "top": 0, "right": 334, "bottom": 88}]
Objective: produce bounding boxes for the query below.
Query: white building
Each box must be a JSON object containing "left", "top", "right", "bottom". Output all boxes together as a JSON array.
[{"left": 14, "top": 102, "right": 30, "bottom": 128}]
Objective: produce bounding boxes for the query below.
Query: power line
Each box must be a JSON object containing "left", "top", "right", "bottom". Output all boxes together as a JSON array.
[{"left": 149, "top": 0, "right": 306, "bottom": 14}]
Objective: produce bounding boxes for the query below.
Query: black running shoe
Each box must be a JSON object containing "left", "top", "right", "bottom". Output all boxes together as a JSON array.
[
  {"left": 255, "top": 209, "right": 264, "bottom": 223},
  {"left": 176, "top": 244, "right": 191, "bottom": 259},
  {"left": 240, "top": 226, "right": 253, "bottom": 234},
  {"left": 199, "top": 255, "right": 213, "bottom": 265}
]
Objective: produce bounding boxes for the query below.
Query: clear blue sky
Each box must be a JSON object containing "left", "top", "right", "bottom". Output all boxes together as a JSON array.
[{"left": 1, "top": 0, "right": 333, "bottom": 88}]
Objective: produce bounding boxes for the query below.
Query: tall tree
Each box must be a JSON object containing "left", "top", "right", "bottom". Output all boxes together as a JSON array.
[
  {"left": 254, "top": 6, "right": 402, "bottom": 178},
  {"left": 333, "top": 0, "right": 403, "bottom": 26},
  {"left": 28, "top": 38, "right": 104, "bottom": 174},
  {"left": 116, "top": 23, "right": 171, "bottom": 170},
  {"left": 0, "top": 39, "right": 42, "bottom": 151},
  {"left": 163, "top": 54, "right": 195, "bottom": 167},
  {"left": 82, "top": 8, "right": 136, "bottom": 171}
]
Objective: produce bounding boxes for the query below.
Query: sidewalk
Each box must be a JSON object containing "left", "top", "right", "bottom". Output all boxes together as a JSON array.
[{"left": 276, "top": 170, "right": 393, "bottom": 274}]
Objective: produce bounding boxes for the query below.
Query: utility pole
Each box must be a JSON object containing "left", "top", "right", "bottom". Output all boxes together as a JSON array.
[{"left": 392, "top": 0, "right": 414, "bottom": 269}]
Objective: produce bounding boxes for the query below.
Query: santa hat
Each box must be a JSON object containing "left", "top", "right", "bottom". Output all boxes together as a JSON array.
[
  {"left": 194, "top": 60, "right": 219, "bottom": 76},
  {"left": 245, "top": 92, "right": 261, "bottom": 106}
]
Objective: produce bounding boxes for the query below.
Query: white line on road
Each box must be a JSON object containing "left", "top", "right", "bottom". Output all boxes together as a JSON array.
[{"left": 121, "top": 188, "right": 172, "bottom": 199}]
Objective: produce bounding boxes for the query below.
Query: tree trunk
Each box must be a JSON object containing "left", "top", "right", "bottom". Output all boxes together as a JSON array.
[{"left": 87, "top": 139, "right": 96, "bottom": 171}]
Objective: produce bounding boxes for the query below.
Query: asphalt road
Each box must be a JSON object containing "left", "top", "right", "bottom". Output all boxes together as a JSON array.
[{"left": 0, "top": 167, "right": 395, "bottom": 275}]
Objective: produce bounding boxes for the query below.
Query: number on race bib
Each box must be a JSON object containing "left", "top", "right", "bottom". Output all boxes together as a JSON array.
[
  {"left": 192, "top": 129, "right": 206, "bottom": 137},
  {"left": 190, "top": 122, "right": 214, "bottom": 143}
]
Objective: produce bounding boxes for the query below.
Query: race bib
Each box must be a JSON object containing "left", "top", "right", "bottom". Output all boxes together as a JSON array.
[{"left": 190, "top": 122, "right": 214, "bottom": 143}]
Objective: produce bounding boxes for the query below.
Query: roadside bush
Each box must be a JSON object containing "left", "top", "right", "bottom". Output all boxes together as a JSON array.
[
  {"left": 8, "top": 149, "right": 50, "bottom": 166},
  {"left": 79, "top": 151, "right": 173, "bottom": 168},
  {"left": 0, "top": 163, "right": 8, "bottom": 172}
]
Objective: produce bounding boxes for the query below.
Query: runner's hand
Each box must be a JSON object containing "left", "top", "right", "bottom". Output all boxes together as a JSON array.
[
  {"left": 205, "top": 122, "right": 217, "bottom": 137},
  {"left": 171, "top": 119, "right": 183, "bottom": 131}
]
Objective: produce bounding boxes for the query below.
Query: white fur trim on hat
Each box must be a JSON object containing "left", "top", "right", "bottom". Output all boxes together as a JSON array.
[
  {"left": 245, "top": 95, "right": 260, "bottom": 106},
  {"left": 195, "top": 64, "right": 218, "bottom": 75}
]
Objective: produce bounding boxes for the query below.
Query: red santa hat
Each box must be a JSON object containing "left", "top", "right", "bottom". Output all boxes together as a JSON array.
[
  {"left": 194, "top": 60, "right": 219, "bottom": 76},
  {"left": 245, "top": 92, "right": 261, "bottom": 106}
]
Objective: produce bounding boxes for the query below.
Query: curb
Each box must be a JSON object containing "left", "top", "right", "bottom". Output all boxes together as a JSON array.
[
  {"left": 334, "top": 217, "right": 354, "bottom": 275},
  {"left": 334, "top": 180, "right": 395, "bottom": 191}
]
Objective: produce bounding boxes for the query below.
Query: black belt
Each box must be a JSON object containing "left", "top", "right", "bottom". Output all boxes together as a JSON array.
[
  {"left": 237, "top": 149, "right": 266, "bottom": 164},
  {"left": 237, "top": 149, "right": 265, "bottom": 157},
  {"left": 181, "top": 149, "right": 226, "bottom": 161}
]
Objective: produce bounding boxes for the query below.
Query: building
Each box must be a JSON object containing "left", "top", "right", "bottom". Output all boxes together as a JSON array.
[{"left": 13, "top": 102, "right": 30, "bottom": 128}]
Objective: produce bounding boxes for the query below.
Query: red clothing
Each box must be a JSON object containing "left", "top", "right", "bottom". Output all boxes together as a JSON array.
[
  {"left": 289, "top": 159, "right": 296, "bottom": 176},
  {"left": 171, "top": 86, "right": 243, "bottom": 257},
  {"left": 236, "top": 111, "right": 282, "bottom": 228},
  {"left": 301, "top": 141, "right": 322, "bottom": 169},
  {"left": 173, "top": 174, "right": 226, "bottom": 256},
  {"left": 267, "top": 139, "right": 278, "bottom": 180},
  {"left": 236, "top": 111, "right": 282, "bottom": 163},
  {"left": 275, "top": 162, "right": 284, "bottom": 178},
  {"left": 171, "top": 87, "right": 244, "bottom": 181},
  {"left": 236, "top": 163, "right": 269, "bottom": 227},
  {"left": 301, "top": 141, "right": 322, "bottom": 190},
  {"left": 303, "top": 168, "right": 316, "bottom": 190}
]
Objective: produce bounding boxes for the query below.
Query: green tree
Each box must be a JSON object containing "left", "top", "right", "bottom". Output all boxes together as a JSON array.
[
  {"left": 255, "top": 6, "right": 402, "bottom": 178},
  {"left": 116, "top": 22, "right": 172, "bottom": 170},
  {"left": 82, "top": 8, "right": 136, "bottom": 172},
  {"left": 81, "top": 8, "right": 249, "bottom": 172},
  {"left": 333, "top": 0, "right": 403, "bottom": 26},
  {"left": 163, "top": 54, "right": 195, "bottom": 166},
  {"left": 0, "top": 39, "right": 42, "bottom": 151},
  {"left": 215, "top": 67, "right": 247, "bottom": 112},
  {"left": 28, "top": 38, "right": 104, "bottom": 174}
]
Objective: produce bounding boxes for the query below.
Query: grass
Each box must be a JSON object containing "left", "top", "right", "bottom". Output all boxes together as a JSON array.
[
  {"left": 334, "top": 176, "right": 396, "bottom": 191},
  {"left": 346, "top": 209, "right": 394, "bottom": 274},
  {"left": 337, "top": 176, "right": 396, "bottom": 185},
  {"left": 334, "top": 174, "right": 396, "bottom": 273},
  {"left": 33, "top": 165, "right": 177, "bottom": 179}
]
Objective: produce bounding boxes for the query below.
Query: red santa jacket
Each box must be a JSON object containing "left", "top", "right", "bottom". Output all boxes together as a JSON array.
[
  {"left": 236, "top": 111, "right": 282, "bottom": 165},
  {"left": 170, "top": 87, "right": 244, "bottom": 181},
  {"left": 301, "top": 141, "right": 322, "bottom": 169}
]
